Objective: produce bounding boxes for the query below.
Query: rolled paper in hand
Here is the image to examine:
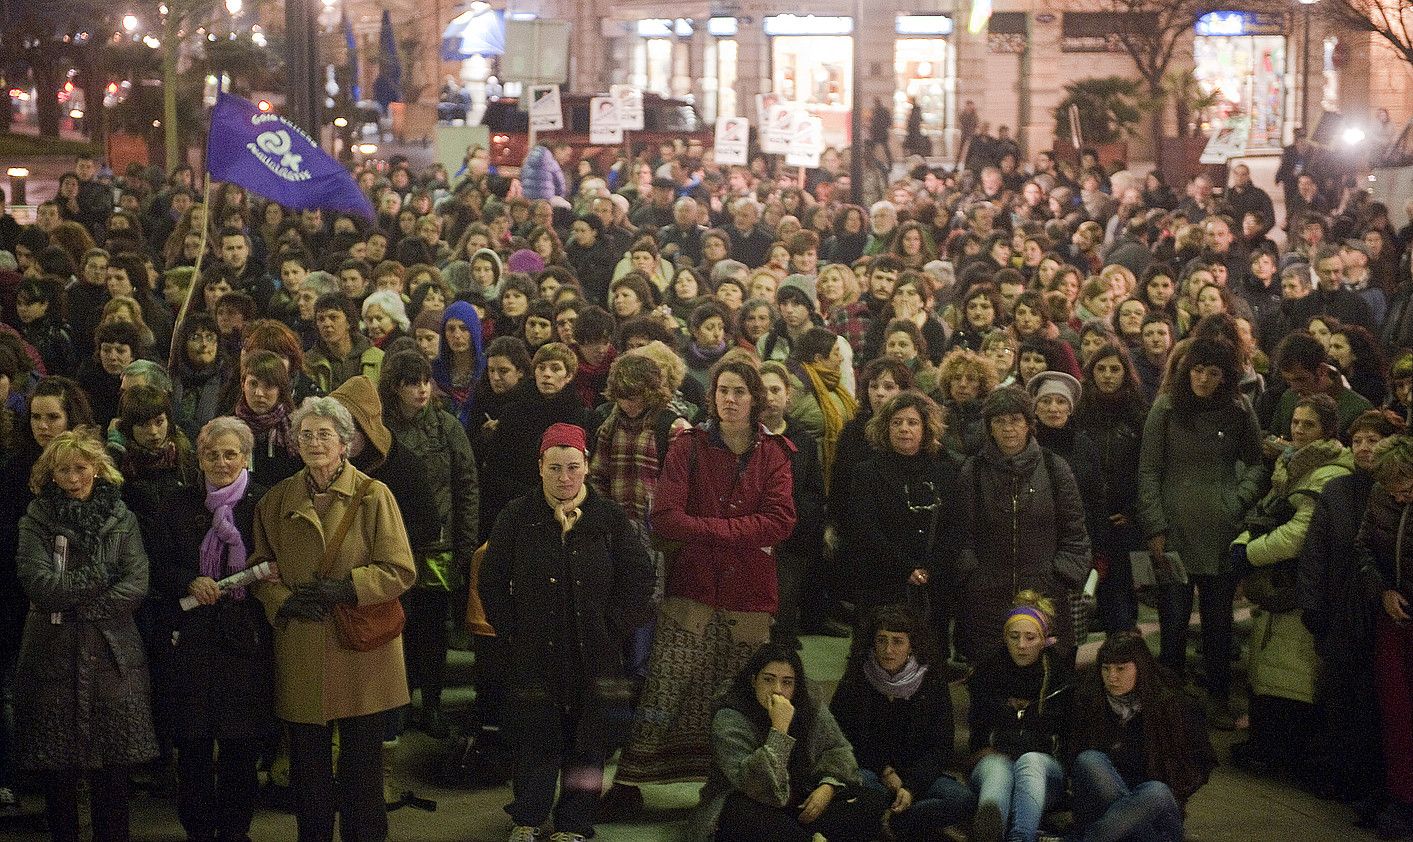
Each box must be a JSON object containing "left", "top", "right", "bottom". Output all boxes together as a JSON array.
[{"left": 180, "top": 561, "right": 279, "bottom": 610}]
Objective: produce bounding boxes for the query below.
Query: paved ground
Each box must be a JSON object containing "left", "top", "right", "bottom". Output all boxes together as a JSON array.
[{"left": 0, "top": 606, "right": 1384, "bottom": 842}]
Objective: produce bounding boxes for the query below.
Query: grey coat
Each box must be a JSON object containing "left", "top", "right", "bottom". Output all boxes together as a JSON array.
[
  {"left": 954, "top": 438, "right": 1093, "bottom": 662},
  {"left": 14, "top": 490, "right": 159, "bottom": 771},
  {"left": 1137, "top": 393, "right": 1267, "bottom": 578},
  {"left": 687, "top": 703, "right": 863, "bottom": 842}
]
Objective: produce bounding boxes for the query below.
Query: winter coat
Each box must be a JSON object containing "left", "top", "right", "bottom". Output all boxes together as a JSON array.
[
  {"left": 687, "top": 703, "right": 863, "bottom": 842},
  {"left": 250, "top": 465, "right": 417, "bottom": 725},
  {"left": 20, "top": 314, "right": 77, "bottom": 376},
  {"left": 1068, "top": 688, "right": 1216, "bottom": 806},
  {"left": 780, "top": 418, "right": 826, "bottom": 557},
  {"left": 967, "top": 650, "right": 1072, "bottom": 759},
  {"left": 1299, "top": 471, "right": 1377, "bottom": 664},
  {"left": 1036, "top": 424, "right": 1110, "bottom": 558},
  {"left": 955, "top": 438, "right": 1092, "bottom": 662},
  {"left": 14, "top": 485, "right": 159, "bottom": 770},
  {"left": 1075, "top": 398, "right": 1145, "bottom": 558},
  {"left": 482, "top": 386, "right": 602, "bottom": 525},
  {"left": 305, "top": 333, "right": 384, "bottom": 394},
  {"left": 519, "top": 144, "right": 568, "bottom": 200},
  {"left": 150, "top": 482, "right": 276, "bottom": 741},
  {"left": 651, "top": 423, "right": 797, "bottom": 614},
  {"left": 171, "top": 364, "right": 227, "bottom": 442},
  {"left": 830, "top": 659, "right": 957, "bottom": 794},
  {"left": 1136, "top": 393, "right": 1267, "bottom": 577},
  {"left": 1356, "top": 486, "right": 1413, "bottom": 610},
  {"left": 385, "top": 402, "right": 480, "bottom": 589},
  {"left": 844, "top": 449, "right": 960, "bottom": 609},
  {"left": 1234, "top": 441, "right": 1352, "bottom": 703},
  {"left": 480, "top": 487, "right": 655, "bottom": 709}
]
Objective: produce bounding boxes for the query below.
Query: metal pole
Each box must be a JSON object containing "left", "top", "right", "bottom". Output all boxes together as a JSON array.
[
  {"left": 849, "top": 0, "right": 864, "bottom": 203},
  {"left": 285, "top": 0, "right": 321, "bottom": 136},
  {"left": 1301, "top": 4, "right": 1312, "bottom": 130}
]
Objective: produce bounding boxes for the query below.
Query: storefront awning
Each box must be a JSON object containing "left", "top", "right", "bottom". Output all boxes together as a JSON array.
[{"left": 441, "top": 7, "right": 505, "bottom": 60}]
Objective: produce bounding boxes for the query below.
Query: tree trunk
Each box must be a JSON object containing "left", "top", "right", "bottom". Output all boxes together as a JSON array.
[
  {"left": 81, "top": 73, "right": 108, "bottom": 149},
  {"left": 1147, "top": 79, "right": 1164, "bottom": 169},
  {"left": 30, "top": 55, "right": 62, "bottom": 138}
]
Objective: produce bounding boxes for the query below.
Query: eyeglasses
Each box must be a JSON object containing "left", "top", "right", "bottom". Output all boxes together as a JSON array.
[{"left": 298, "top": 430, "right": 340, "bottom": 444}]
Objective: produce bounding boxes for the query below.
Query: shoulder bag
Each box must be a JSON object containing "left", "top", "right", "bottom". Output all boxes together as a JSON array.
[{"left": 322, "top": 477, "right": 406, "bottom": 651}]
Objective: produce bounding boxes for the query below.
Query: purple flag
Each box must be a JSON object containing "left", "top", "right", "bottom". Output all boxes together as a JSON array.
[{"left": 206, "top": 93, "right": 374, "bottom": 219}]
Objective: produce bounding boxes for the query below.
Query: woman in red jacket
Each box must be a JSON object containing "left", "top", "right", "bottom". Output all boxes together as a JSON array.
[{"left": 603, "top": 358, "right": 798, "bottom": 816}]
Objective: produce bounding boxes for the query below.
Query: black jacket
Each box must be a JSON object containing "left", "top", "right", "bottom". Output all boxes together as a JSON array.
[
  {"left": 967, "top": 650, "right": 1072, "bottom": 759},
  {"left": 151, "top": 482, "right": 276, "bottom": 741},
  {"left": 780, "top": 418, "right": 826, "bottom": 556},
  {"left": 482, "top": 386, "right": 601, "bottom": 531},
  {"left": 845, "top": 449, "right": 960, "bottom": 609},
  {"left": 481, "top": 486, "right": 654, "bottom": 707},
  {"left": 1300, "top": 471, "right": 1377, "bottom": 663},
  {"left": 831, "top": 659, "right": 957, "bottom": 794}
]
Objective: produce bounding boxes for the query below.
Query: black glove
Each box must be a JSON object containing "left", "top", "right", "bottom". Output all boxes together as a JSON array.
[
  {"left": 303, "top": 576, "right": 359, "bottom": 608},
  {"left": 276, "top": 588, "right": 330, "bottom": 623}
]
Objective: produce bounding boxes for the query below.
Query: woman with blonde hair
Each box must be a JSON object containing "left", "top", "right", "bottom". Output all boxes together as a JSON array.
[
  {"left": 817, "top": 263, "right": 860, "bottom": 316},
  {"left": 101, "top": 295, "right": 156, "bottom": 354},
  {"left": 15, "top": 429, "right": 157, "bottom": 841},
  {"left": 935, "top": 349, "right": 999, "bottom": 455}
]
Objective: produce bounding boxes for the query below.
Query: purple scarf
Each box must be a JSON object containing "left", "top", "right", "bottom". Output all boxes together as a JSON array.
[{"left": 200, "top": 468, "right": 250, "bottom": 598}]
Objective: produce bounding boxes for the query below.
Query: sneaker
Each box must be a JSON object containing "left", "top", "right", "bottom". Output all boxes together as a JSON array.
[
  {"left": 548, "top": 834, "right": 587, "bottom": 842},
  {"left": 509, "top": 827, "right": 542, "bottom": 842}
]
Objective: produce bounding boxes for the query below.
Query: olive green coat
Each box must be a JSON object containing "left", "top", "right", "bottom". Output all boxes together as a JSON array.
[{"left": 251, "top": 466, "right": 416, "bottom": 725}]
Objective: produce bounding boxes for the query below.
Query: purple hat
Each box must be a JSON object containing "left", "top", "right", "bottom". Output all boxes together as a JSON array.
[{"left": 507, "top": 249, "right": 546, "bottom": 275}]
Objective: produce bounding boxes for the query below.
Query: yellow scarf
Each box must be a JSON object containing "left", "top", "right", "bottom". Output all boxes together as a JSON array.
[
  {"left": 801, "top": 361, "right": 858, "bottom": 493},
  {"left": 545, "top": 485, "right": 588, "bottom": 543}
]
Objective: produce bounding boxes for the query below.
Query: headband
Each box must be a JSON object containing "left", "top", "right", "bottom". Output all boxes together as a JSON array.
[{"left": 1005, "top": 606, "right": 1057, "bottom": 647}]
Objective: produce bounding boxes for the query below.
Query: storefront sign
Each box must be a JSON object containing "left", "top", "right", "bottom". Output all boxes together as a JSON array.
[
  {"left": 763, "top": 15, "right": 853, "bottom": 36},
  {"left": 714, "top": 116, "right": 749, "bottom": 165},
  {"left": 589, "top": 96, "right": 622, "bottom": 144},
  {"left": 785, "top": 113, "right": 824, "bottom": 169},
  {"left": 708, "top": 17, "right": 739, "bottom": 37},
  {"left": 1194, "top": 11, "right": 1287, "bottom": 37},
  {"left": 636, "top": 18, "right": 693, "bottom": 38},
  {"left": 610, "top": 84, "right": 644, "bottom": 131},
  {"left": 1060, "top": 12, "right": 1155, "bottom": 53},
  {"left": 528, "top": 85, "right": 562, "bottom": 131},
  {"left": 895, "top": 15, "right": 953, "bottom": 36}
]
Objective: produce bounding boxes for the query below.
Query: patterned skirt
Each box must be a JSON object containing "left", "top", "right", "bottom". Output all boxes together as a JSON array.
[{"left": 614, "top": 599, "right": 769, "bottom": 785}]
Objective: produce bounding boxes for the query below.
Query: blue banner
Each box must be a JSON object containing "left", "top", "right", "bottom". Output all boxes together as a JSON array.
[{"left": 206, "top": 92, "right": 374, "bottom": 219}]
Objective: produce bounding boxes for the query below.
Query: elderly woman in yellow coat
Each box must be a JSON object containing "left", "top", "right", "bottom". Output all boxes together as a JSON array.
[{"left": 251, "top": 395, "right": 416, "bottom": 842}]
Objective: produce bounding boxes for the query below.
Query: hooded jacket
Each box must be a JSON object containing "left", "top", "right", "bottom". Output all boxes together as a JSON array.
[{"left": 431, "top": 299, "right": 486, "bottom": 426}]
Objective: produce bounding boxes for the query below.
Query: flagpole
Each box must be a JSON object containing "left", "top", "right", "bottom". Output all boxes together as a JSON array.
[{"left": 169, "top": 172, "right": 213, "bottom": 371}]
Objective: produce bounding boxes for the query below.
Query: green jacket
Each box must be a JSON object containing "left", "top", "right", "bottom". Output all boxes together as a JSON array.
[
  {"left": 306, "top": 334, "right": 384, "bottom": 394},
  {"left": 1270, "top": 379, "right": 1372, "bottom": 439},
  {"left": 1234, "top": 440, "right": 1352, "bottom": 703},
  {"left": 385, "top": 401, "right": 479, "bottom": 588}
]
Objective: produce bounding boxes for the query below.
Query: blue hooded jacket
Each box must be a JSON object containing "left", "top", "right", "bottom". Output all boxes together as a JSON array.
[{"left": 431, "top": 299, "right": 486, "bottom": 426}]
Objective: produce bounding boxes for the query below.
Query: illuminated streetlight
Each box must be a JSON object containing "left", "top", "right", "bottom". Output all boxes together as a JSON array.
[
  {"left": 143, "top": 35, "right": 160, "bottom": 48},
  {"left": 333, "top": 116, "right": 349, "bottom": 127},
  {"left": 1342, "top": 126, "right": 1366, "bottom": 146},
  {"left": 123, "top": 14, "right": 139, "bottom": 32},
  {"left": 225, "top": 0, "right": 242, "bottom": 15},
  {"left": 356, "top": 143, "right": 379, "bottom": 155}
]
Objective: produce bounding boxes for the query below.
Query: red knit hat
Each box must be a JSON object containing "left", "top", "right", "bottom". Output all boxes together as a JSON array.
[{"left": 540, "top": 422, "right": 587, "bottom": 456}]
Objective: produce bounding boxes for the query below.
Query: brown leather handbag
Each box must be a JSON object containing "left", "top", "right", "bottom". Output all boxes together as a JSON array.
[{"left": 321, "top": 477, "right": 405, "bottom": 651}]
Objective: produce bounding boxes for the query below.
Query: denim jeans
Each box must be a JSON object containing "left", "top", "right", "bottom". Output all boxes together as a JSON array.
[
  {"left": 1157, "top": 572, "right": 1236, "bottom": 699},
  {"left": 859, "top": 767, "right": 977, "bottom": 839},
  {"left": 969, "top": 750, "right": 1063, "bottom": 842},
  {"left": 1070, "top": 749, "right": 1183, "bottom": 842}
]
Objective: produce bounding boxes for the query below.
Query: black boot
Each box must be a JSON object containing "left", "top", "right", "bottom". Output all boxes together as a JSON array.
[{"left": 420, "top": 691, "right": 448, "bottom": 739}]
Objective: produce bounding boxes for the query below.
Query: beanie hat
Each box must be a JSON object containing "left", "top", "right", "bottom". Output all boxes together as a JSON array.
[
  {"left": 1026, "top": 370, "right": 1081, "bottom": 407},
  {"left": 540, "top": 422, "right": 587, "bottom": 456},
  {"left": 778, "top": 274, "right": 818, "bottom": 310},
  {"left": 507, "top": 249, "right": 546, "bottom": 275},
  {"left": 413, "top": 309, "right": 442, "bottom": 334}
]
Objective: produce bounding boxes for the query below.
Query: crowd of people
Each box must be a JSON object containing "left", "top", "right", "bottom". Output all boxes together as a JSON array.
[{"left": 0, "top": 135, "right": 1411, "bottom": 842}]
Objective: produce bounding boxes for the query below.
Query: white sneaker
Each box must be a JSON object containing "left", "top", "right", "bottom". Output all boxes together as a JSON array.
[
  {"left": 509, "top": 827, "right": 542, "bottom": 842},
  {"left": 548, "top": 834, "right": 587, "bottom": 842}
]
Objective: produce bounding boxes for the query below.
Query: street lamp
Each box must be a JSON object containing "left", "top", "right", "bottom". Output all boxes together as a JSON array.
[
  {"left": 122, "top": 14, "right": 140, "bottom": 33},
  {"left": 7, "top": 167, "right": 30, "bottom": 206},
  {"left": 1299, "top": 0, "right": 1319, "bottom": 132}
]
